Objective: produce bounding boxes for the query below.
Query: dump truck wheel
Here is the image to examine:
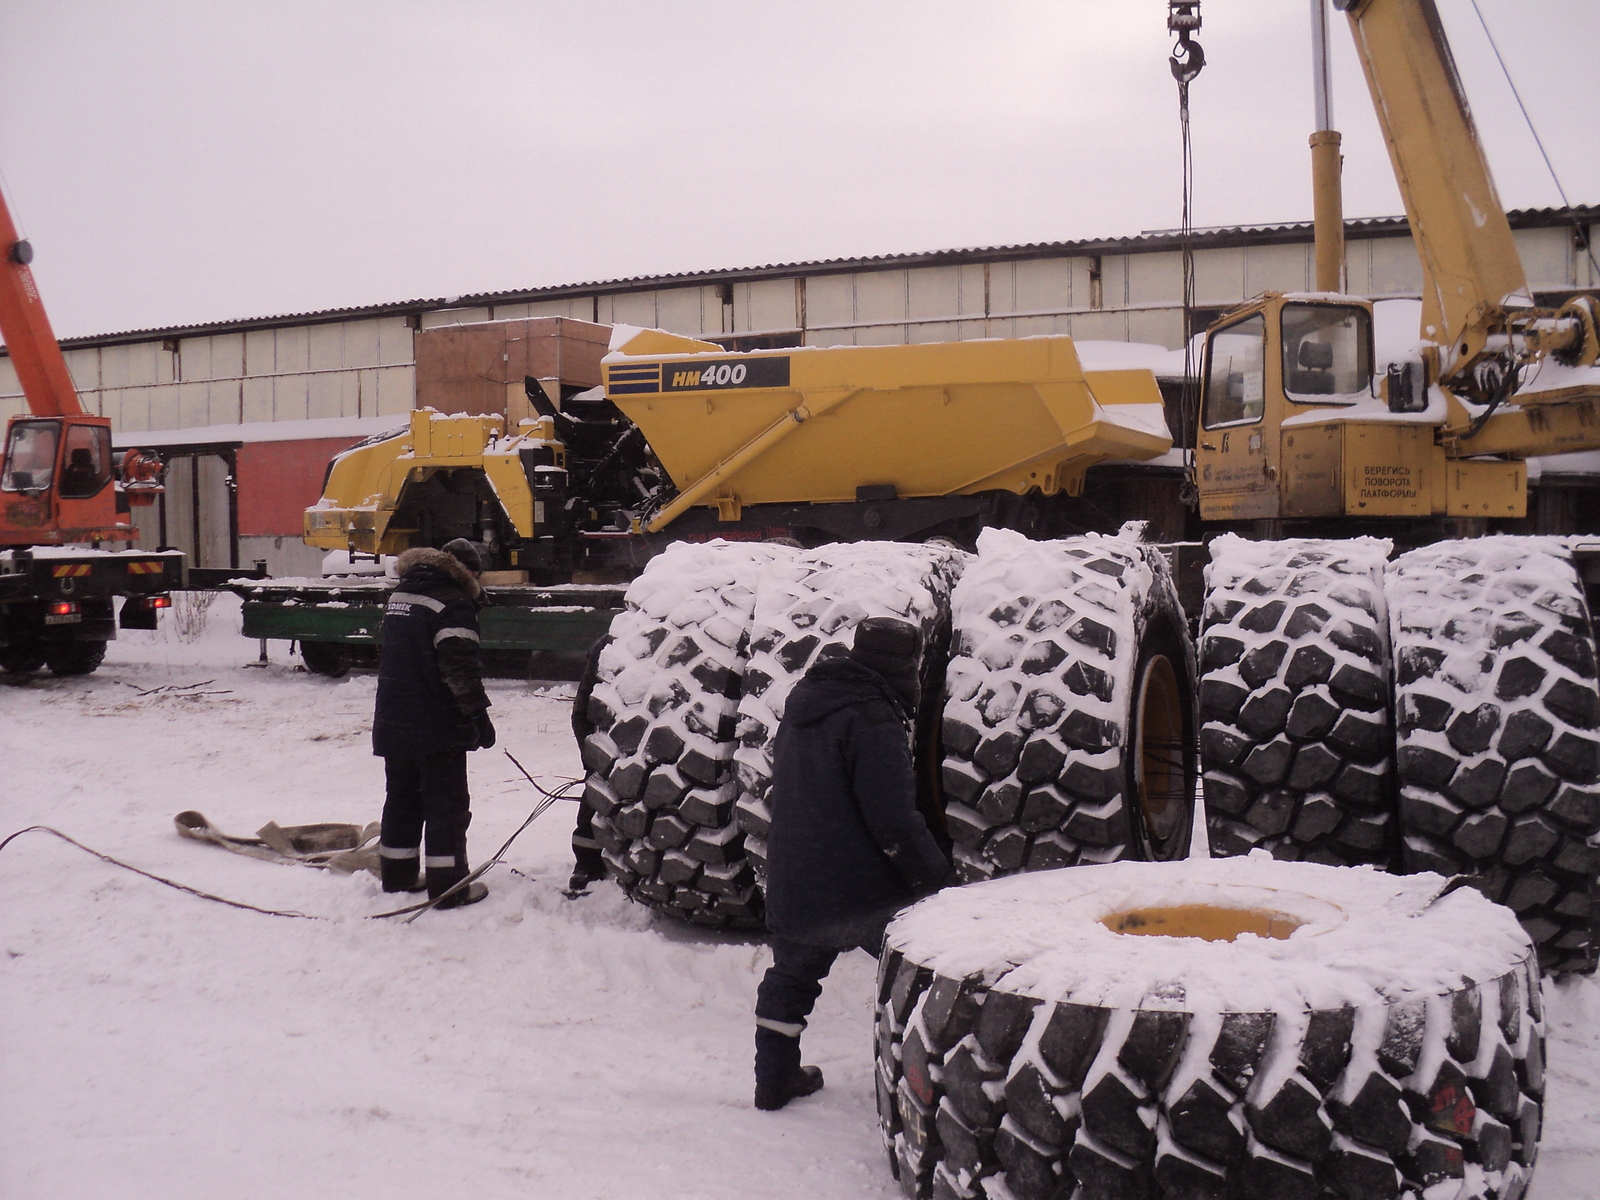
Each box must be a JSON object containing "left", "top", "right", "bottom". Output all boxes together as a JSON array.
[
  {"left": 582, "top": 541, "right": 792, "bottom": 929},
  {"left": 1389, "top": 537, "right": 1600, "bottom": 975},
  {"left": 1199, "top": 535, "right": 1396, "bottom": 868},
  {"left": 938, "top": 529, "right": 1194, "bottom": 884},
  {"left": 299, "top": 640, "right": 350, "bottom": 678},
  {"left": 874, "top": 857, "right": 1544, "bottom": 1200},
  {"left": 731, "top": 541, "right": 967, "bottom": 883},
  {"left": 45, "top": 639, "right": 108, "bottom": 677}
]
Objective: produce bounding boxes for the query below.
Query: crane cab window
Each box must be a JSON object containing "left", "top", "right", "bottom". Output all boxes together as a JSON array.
[
  {"left": 58, "top": 423, "right": 112, "bottom": 498},
  {"left": 1282, "top": 303, "right": 1371, "bottom": 402},
  {"left": 1, "top": 420, "right": 59, "bottom": 493},
  {"left": 1202, "top": 314, "right": 1266, "bottom": 428}
]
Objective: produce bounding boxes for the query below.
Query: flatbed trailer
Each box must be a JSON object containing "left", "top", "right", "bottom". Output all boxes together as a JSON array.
[{"left": 228, "top": 575, "right": 626, "bottom": 676}]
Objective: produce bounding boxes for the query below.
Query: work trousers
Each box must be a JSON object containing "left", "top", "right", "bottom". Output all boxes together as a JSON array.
[
  {"left": 754, "top": 930, "right": 885, "bottom": 1088},
  {"left": 380, "top": 750, "right": 472, "bottom": 873},
  {"left": 572, "top": 802, "right": 603, "bottom": 873}
]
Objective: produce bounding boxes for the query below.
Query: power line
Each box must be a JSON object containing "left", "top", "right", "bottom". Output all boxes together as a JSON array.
[{"left": 1468, "top": 0, "right": 1600, "bottom": 282}]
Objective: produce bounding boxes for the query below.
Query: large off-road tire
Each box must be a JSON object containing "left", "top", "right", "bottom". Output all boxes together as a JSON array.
[
  {"left": 938, "top": 529, "right": 1195, "bottom": 884},
  {"left": 874, "top": 856, "right": 1544, "bottom": 1200},
  {"left": 582, "top": 540, "right": 793, "bottom": 927},
  {"left": 1388, "top": 537, "right": 1600, "bottom": 975},
  {"left": 44, "top": 638, "right": 109, "bottom": 676},
  {"left": 1199, "top": 536, "right": 1396, "bottom": 867},
  {"left": 732, "top": 541, "right": 968, "bottom": 882}
]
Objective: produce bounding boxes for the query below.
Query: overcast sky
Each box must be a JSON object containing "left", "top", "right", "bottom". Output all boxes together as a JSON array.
[{"left": 1, "top": 0, "right": 1595, "bottom": 340}]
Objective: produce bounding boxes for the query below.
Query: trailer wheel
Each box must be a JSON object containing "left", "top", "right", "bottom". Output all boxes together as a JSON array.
[
  {"left": 875, "top": 857, "right": 1544, "bottom": 1200},
  {"left": 1389, "top": 537, "right": 1600, "bottom": 974},
  {"left": 299, "top": 640, "right": 351, "bottom": 678},
  {"left": 583, "top": 541, "right": 794, "bottom": 928},
  {"left": 45, "top": 639, "right": 108, "bottom": 677},
  {"left": 1199, "top": 535, "right": 1396, "bottom": 868},
  {"left": 938, "top": 529, "right": 1194, "bottom": 884}
]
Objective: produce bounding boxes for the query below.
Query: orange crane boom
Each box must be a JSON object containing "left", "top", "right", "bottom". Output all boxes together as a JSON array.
[{"left": 0, "top": 189, "right": 84, "bottom": 418}]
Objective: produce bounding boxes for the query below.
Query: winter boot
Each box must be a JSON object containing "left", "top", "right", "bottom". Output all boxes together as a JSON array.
[
  {"left": 378, "top": 846, "right": 426, "bottom": 893},
  {"left": 427, "top": 865, "right": 488, "bottom": 910},
  {"left": 754, "top": 1066, "right": 825, "bottom": 1111}
]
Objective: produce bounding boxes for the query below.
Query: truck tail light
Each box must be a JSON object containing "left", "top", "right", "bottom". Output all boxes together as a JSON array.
[
  {"left": 150, "top": 595, "right": 172, "bottom": 609},
  {"left": 48, "top": 601, "right": 78, "bottom": 616}
]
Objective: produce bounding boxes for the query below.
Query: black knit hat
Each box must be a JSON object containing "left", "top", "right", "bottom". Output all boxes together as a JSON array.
[
  {"left": 440, "top": 538, "right": 483, "bottom": 574},
  {"left": 849, "top": 617, "right": 921, "bottom": 711}
]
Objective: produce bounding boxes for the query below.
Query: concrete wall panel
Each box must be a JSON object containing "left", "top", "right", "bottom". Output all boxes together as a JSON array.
[
  {"left": 63, "top": 347, "right": 99, "bottom": 394},
  {"left": 803, "top": 275, "right": 853, "bottom": 333},
  {"left": 1514, "top": 227, "right": 1572, "bottom": 291},
  {"left": 907, "top": 265, "right": 962, "bottom": 323},
  {"left": 274, "top": 373, "right": 309, "bottom": 422},
  {"left": 1368, "top": 236, "right": 1422, "bottom": 295},
  {"left": 308, "top": 323, "right": 344, "bottom": 372},
  {"left": 1011, "top": 258, "right": 1072, "bottom": 316},
  {"left": 742, "top": 278, "right": 798, "bottom": 334},
  {"left": 854, "top": 270, "right": 907, "bottom": 342},
  {"left": 377, "top": 365, "right": 415, "bottom": 415},
  {"left": 245, "top": 329, "right": 276, "bottom": 375},
  {"left": 1245, "top": 243, "right": 1308, "bottom": 295},
  {"left": 654, "top": 287, "right": 704, "bottom": 336},
  {"left": 242, "top": 376, "right": 274, "bottom": 425},
  {"left": 1128, "top": 251, "right": 1182, "bottom": 308}
]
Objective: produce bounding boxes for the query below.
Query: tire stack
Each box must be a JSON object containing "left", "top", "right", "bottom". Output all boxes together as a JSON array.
[
  {"left": 939, "top": 528, "right": 1193, "bottom": 884},
  {"left": 580, "top": 540, "right": 794, "bottom": 928},
  {"left": 1199, "top": 535, "right": 1396, "bottom": 867},
  {"left": 874, "top": 856, "right": 1545, "bottom": 1200},
  {"left": 1388, "top": 537, "right": 1600, "bottom": 974},
  {"left": 732, "top": 541, "right": 969, "bottom": 882}
]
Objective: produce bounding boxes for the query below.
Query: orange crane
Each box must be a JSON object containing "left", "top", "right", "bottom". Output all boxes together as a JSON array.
[{"left": 0, "top": 185, "right": 180, "bottom": 676}]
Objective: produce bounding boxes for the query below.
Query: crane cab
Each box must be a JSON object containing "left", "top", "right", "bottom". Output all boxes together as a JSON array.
[
  {"left": 0, "top": 412, "right": 141, "bottom": 546},
  {"left": 1193, "top": 292, "right": 1524, "bottom": 525}
]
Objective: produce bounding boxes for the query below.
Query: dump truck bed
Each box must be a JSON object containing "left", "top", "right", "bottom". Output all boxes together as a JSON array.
[{"left": 601, "top": 332, "right": 1172, "bottom": 531}]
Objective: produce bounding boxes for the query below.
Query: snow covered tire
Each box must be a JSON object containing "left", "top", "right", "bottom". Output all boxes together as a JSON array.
[
  {"left": 583, "top": 541, "right": 792, "bottom": 928},
  {"left": 1388, "top": 537, "right": 1600, "bottom": 974},
  {"left": 874, "top": 856, "right": 1545, "bottom": 1200},
  {"left": 1199, "top": 536, "right": 1396, "bottom": 867},
  {"left": 731, "top": 541, "right": 968, "bottom": 882},
  {"left": 938, "top": 528, "right": 1195, "bottom": 884}
]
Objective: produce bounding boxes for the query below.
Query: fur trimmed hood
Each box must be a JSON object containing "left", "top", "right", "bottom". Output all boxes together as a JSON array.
[{"left": 395, "top": 546, "right": 482, "bottom": 599}]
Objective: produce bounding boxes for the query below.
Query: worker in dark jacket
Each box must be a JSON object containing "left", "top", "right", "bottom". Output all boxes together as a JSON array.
[
  {"left": 372, "top": 538, "right": 495, "bottom": 909},
  {"left": 753, "top": 616, "right": 950, "bottom": 1111},
  {"left": 567, "top": 633, "right": 612, "bottom": 893}
]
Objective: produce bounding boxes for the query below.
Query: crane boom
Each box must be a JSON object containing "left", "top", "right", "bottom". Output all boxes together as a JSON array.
[
  {"left": 0, "top": 189, "right": 85, "bottom": 418},
  {"left": 1337, "top": 0, "right": 1531, "bottom": 381}
]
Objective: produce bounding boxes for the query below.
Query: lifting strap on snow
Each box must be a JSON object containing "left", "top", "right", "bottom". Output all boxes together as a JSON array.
[{"left": 173, "top": 810, "right": 381, "bottom": 875}]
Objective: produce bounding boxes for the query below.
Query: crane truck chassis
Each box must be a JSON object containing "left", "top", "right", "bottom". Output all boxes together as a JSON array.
[{"left": 232, "top": 0, "right": 1600, "bottom": 976}]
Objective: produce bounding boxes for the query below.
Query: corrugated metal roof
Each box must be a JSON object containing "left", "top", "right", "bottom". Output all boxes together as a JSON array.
[{"left": 29, "top": 204, "right": 1600, "bottom": 352}]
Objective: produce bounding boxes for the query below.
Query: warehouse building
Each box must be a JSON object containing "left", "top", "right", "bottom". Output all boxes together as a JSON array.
[{"left": 2, "top": 206, "right": 1595, "bottom": 576}]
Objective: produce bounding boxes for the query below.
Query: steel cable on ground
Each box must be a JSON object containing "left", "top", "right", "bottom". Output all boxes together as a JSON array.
[{"left": 0, "top": 751, "right": 582, "bottom": 923}]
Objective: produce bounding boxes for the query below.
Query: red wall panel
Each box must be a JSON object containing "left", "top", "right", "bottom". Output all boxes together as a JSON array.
[{"left": 236, "top": 437, "right": 365, "bottom": 538}]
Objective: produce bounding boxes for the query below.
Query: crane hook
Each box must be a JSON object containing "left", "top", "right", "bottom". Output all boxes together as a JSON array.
[{"left": 1168, "top": 1, "right": 1205, "bottom": 84}]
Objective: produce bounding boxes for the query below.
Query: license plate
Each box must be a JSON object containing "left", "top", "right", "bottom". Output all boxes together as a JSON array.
[{"left": 44, "top": 613, "right": 83, "bottom": 625}]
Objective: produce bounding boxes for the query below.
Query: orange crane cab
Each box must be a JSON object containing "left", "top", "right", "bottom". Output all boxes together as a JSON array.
[{"left": 0, "top": 185, "right": 180, "bottom": 676}]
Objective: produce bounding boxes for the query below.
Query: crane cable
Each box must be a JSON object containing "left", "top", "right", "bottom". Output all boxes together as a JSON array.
[
  {"left": 1468, "top": 0, "right": 1600, "bottom": 284},
  {"left": 1168, "top": 2, "right": 1206, "bottom": 508}
]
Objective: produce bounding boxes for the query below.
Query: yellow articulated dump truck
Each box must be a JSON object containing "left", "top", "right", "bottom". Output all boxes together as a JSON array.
[{"left": 244, "top": 0, "right": 1600, "bottom": 976}]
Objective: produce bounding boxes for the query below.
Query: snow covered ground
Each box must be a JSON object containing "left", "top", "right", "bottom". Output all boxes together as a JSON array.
[{"left": 1, "top": 595, "right": 1597, "bottom": 1198}]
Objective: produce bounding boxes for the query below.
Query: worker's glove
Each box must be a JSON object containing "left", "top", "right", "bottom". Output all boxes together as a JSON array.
[{"left": 472, "top": 712, "right": 497, "bottom": 750}]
